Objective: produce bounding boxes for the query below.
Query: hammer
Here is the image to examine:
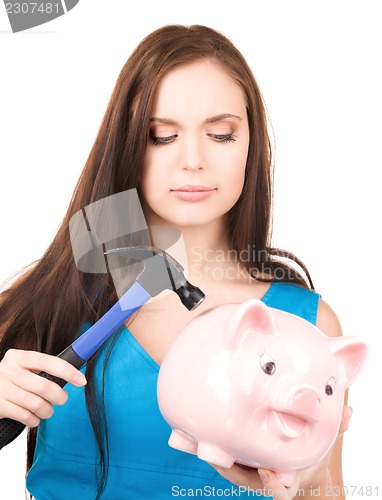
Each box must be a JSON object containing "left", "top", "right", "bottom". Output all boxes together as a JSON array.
[{"left": 0, "top": 246, "right": 205, "bottom": 449}]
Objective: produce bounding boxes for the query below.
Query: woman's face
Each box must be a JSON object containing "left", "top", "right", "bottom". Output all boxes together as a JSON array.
[{"left": 141, "top": 59, "right": 250, "bottom": 229}]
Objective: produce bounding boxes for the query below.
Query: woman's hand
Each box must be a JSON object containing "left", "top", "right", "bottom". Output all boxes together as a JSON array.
[
  {"left": 211, "top": 404, "right": 352, "bottom": 499},
  {"left": 0, "top": 349, "right": 86, "bottom": 427}
]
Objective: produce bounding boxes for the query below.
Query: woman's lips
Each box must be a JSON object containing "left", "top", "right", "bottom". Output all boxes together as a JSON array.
[{"left": 171, "top": 186, "right": 216, "bottom": 202}]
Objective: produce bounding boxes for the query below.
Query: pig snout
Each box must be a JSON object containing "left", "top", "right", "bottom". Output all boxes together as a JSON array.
[
  {"left": 272, "top": 387, "right": 323, "bottom": 438},
  {"left": 290, "top": 388, "right": 323, "bottom": 422}
]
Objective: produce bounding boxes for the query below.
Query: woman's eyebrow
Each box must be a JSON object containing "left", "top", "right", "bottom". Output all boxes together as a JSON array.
[
  {"left": 149, "top": 117, "right": 177, "bottom": 125},
  {"left": 206, "top": 113, "right": 242, "bottom": 123},
  {"left": 149, "top": 113, "right": 242, "bottom": 125}
]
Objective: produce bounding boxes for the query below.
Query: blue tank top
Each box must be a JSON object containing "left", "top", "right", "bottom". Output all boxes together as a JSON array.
[{"left": 26, "top": 282, "right": 320, "bottom": 499}]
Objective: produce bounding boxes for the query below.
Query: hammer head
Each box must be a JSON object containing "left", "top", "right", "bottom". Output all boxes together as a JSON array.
[{"left": 105, "top": 246, "right": 205, "bottom": 311}]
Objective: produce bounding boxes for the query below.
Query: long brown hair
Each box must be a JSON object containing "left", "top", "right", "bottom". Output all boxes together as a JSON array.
[{"left": 0, "top": 24, "right": 313, "bottom": 497}]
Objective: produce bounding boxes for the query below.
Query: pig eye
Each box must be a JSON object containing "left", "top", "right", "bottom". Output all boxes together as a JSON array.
[
  {"left": 260, "top": 353, "right": 276, "bottom": 375},
  {"left": 325, "top": 376, "right": 336, "bottom": 396}
]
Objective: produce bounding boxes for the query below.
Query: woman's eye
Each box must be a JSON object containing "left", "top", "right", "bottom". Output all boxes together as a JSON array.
[
  {"left": 209, "top": 133, "right": 237, "bottom": 143},
  {"left": 149, "top": 134, "right": 178, "bottom": 145}
]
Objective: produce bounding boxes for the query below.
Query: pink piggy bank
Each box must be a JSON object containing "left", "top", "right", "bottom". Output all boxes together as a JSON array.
[{"left": 157, "top": 299, "right": 367, "bottom": 486}]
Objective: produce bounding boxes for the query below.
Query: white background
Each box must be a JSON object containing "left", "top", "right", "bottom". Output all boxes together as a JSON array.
[{"left": 0, "top": 1, "right": 381, "bottom": 498}]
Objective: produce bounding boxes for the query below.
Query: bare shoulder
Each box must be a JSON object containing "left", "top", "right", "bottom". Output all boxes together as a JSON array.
[{"left": 316, "top": 298, "right": 343, "bottom": 338}]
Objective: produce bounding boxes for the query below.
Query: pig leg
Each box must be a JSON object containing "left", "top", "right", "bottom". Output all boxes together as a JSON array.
[
  {"left": 197, "top": 442, "right": 235, "bottom": 468},
  {"left": 168, "top": 429, "right": 198, "bottom": 454}
]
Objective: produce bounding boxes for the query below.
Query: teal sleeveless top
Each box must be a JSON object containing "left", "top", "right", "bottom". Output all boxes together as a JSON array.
[{"left": 26, "top": 282, "right": 320, "bottom": 499}]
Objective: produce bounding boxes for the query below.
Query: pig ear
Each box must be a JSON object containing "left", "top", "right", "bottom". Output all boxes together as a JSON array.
[
  {"left": 330, "top": 336, "right": 368, "bottom": 387},
  {"left": 224, "top": 299, "right": 278, "bottom": 351}
]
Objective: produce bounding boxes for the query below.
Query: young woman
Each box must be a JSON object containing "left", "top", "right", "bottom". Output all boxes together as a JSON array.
[{"left": 0, "top": 25, "right": 351, "bottom": 499}]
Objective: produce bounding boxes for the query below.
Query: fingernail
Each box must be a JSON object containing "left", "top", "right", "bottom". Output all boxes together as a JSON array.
[
  {"left": 258, "top": 469, "right": 269, "bottom": 481},
  {"left": 72, "top": 373, "right": 87, "bottom": 386}
]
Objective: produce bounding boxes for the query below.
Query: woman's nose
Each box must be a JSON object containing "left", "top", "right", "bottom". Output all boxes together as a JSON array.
[{"left": 179, "top": 135, "right": 204, "bottom": 171}]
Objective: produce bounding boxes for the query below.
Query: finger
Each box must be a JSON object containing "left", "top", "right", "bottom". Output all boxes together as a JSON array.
[
  {"left": 2, "top": 382, "right": 58, "bottom": 420},
  {"left": 338, "top": 405, "right": 352, "bottom": 436},
  {"left": 258, "top": 469, "right": 287, "bottom": 500},
  {"left": 14, "top": 370, "right": 70, "bottom": 406},
  {"left": 4, "top": 349, "right": 87, "bottom": 387},
  {"left": 0, "top": 399, "right": 41, "bottom": 428},
  {"left": 14, "top": 391, "right": 54, "bottom": 420}
]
